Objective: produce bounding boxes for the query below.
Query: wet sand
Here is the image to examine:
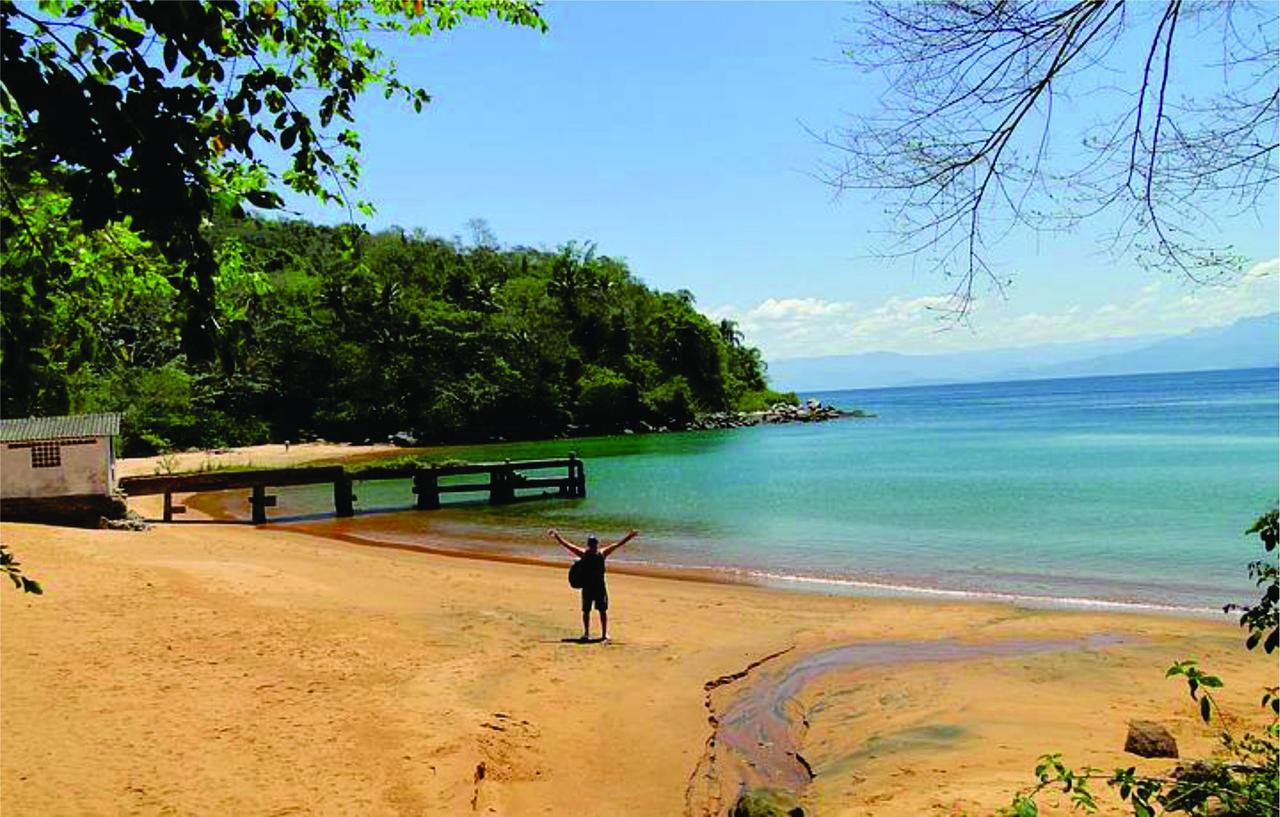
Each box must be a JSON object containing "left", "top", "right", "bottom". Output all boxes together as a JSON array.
[{"left": 1, "top": 518, "right": 1272, "bottom": 816}]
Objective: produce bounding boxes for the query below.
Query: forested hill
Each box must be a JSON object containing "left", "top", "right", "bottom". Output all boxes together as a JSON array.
[{"left": 1, "top": 201, "right": 791, "bottom": 455}]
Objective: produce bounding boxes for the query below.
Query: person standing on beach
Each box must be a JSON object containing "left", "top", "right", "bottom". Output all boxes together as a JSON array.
[{"left": 548, "top": 528, "right": 638, "bottom": 641}]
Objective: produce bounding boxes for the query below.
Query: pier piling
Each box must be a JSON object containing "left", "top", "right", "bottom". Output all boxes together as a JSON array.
[
  {"left": 248, "top": 485, "right": 277, "bottom": 524},
  {"left": 334, "top": 477, "right": 356, "bottom": 518},
  {"left": 412, "top": 467, "right": 440, "bottom": 510}
]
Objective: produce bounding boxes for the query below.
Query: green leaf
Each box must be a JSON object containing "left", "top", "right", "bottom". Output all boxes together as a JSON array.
[
  {"left": 1011, "top": 795, "right": 1038, "bottom": 817},
  {"left": 243, "top": 190, "right": 283, "bottom": 209},
  {"left": 1199, "top": 695, "right": 1211, "bottom": 722},
  {"left": 106, "top": 51, "right": 132, "bottom": 74}
]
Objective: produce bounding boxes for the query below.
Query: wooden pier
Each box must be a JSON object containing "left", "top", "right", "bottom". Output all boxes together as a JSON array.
[{"left": 119, "top": 456, "right": 586, "bottom": 523}]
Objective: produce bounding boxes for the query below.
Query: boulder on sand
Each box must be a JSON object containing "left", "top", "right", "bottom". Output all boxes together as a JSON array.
[{"left": 1124, "top": 720, "right": 1178, "bottom": 758}]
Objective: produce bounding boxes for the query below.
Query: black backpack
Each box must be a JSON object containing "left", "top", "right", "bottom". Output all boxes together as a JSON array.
[{"left": 568, "top": 558, "right": 586, "bottom": 589}]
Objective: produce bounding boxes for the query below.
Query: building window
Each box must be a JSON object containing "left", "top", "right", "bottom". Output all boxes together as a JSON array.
[{"left": 30, "top": 442, "right": 61, "bottom": 469}]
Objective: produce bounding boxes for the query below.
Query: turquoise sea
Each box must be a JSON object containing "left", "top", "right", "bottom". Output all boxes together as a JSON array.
[{"left": 254, "top": 368, "right": 1277, "bottom": 613}]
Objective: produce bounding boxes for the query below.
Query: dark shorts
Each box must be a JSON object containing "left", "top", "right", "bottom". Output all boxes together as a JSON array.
[{"left": 581, "top": 585, "right": 608, "bottom": 612}]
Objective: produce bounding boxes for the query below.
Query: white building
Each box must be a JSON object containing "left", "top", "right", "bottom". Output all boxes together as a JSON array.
[{"left": 0, "top": 413, "right": 121, "bottom": 500}]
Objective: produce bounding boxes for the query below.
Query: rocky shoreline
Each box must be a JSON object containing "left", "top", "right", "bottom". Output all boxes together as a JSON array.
[
  {"left": 581, "top": 398, "right": 873, "bottom": 436},
  {"left": 678, "top": 398, "right": 872, "bottom": 432},
  {"left": 382, "top": 399, "right": 872, "bottom": 446}
]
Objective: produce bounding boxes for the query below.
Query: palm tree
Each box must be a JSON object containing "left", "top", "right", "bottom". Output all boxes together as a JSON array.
[
  {"left": 718, "top": 318, "right": 743, "bottom": 348},
  {"left": 547, "top": 242, "right": 598, "bottom": 323}
]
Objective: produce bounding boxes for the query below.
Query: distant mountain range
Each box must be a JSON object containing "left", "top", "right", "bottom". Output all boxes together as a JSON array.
[{"left": 768, "top": 312, "right": 1280, "bottom": 392}]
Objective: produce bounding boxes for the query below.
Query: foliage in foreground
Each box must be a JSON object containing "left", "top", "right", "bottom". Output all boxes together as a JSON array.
[
  {"left": 1, "top": 544, "right": 43, "bottom": 595},
  {"left": 1003, "top": 508, "right": 1279, "bottom": 817},
  {"left": 0, "top": 0, "right": 545, "bottom": 364}
]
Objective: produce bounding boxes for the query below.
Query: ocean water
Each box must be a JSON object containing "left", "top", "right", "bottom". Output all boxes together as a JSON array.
[{"left": 247, "top": 368, "right": 1277, "bottom": 612}]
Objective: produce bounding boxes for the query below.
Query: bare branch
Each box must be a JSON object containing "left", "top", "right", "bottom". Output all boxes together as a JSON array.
[{"left": 822, "top": 0, "right": 1278, "bottom": 312}]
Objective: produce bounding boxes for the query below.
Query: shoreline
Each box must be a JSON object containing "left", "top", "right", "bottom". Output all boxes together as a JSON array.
[
  {"left": 121, "top": 439, "right": 1257, "bottom": 620},
  {"left": 287, "top": 522, "right": 1228, "bottom": 619},
  {"left": 173, "top": 485, "right": 1231, "bottom": 619}
]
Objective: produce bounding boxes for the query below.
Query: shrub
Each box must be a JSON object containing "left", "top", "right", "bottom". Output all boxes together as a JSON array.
[
  {"left": 735, "top": 388, "right": 799, "bottom": 413},
  {"left": 642, "top": 376, "right": 696, "bottom": 426},
  {"left": 69, "top": 362, "right": 198, "bottom": 455},
  {"left": 575, "top": 365, "right": 638, "bottom": 431}
]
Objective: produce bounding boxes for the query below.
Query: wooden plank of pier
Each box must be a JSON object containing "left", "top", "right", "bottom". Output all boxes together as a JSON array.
[
  {"left": 119, "top": 466, "right": 347, "bottom": 496},
  {"left": 122, "top": 455, "right": 586, "bottom": 523}
]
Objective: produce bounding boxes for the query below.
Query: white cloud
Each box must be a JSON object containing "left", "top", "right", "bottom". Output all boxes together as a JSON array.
[
  {"left": 1246, "top": 257, "right": 1280, "bottom": 278},
  {"left": 705, "top": 258, "right": 1279, "bottom": 359},
  {"left": 705, "top": 293, "right": 962, "bottom": 358}
]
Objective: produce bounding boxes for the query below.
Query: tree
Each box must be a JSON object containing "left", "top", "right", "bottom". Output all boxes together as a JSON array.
[
  {"left": 718, "top": 318, "right": 744, "bottom": 348},
  {"left": 3, "top": 193, "right": 784, "bottom": 448},
  {"left": 547, "top": 241, "right": 598, "bottom": 324},
  {"left": 821, "top": 1, "right": 1278, "bottom": 313},
  {"left": 0, "top": 0, "right": 545, "bottom": 363},
  {"left": 0, "top": 176, "right": 177, "bottom": 416}
]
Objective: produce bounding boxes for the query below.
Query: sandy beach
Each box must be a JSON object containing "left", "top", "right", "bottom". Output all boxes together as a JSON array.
[
  {"left": 115, "top": 442, "right": 412, "bottom": 479},
  {"left": 4, "top": 446, "right": 1275, "bottom": 815},
  {"left": 2, "top": 509, "right": 1273, "bottom": 816}
]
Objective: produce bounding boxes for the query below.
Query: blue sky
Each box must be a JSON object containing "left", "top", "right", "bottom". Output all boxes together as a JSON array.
[{"left": 284, "top": 2, "right": 1278, "bottom": 361}]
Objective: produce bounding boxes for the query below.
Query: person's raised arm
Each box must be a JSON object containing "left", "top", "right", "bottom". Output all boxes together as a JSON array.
[
  {"left": 602, "top": 530, "right": 639, "bottom": 558},
  {"left": 547, "top": 528, "right": 584, "bottom": 557}
]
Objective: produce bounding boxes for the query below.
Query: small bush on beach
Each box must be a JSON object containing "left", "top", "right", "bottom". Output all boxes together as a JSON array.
[
  {"left": 1002, "top": 508, "right": 1279, "bottom": 817},
  {"left": 735, "top": 388, "right": 801, "bottom": 413}
]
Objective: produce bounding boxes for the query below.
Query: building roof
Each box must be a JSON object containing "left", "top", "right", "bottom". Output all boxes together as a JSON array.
[{"left": 0, "top": 413, "right": 122, "bottom": 442}]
